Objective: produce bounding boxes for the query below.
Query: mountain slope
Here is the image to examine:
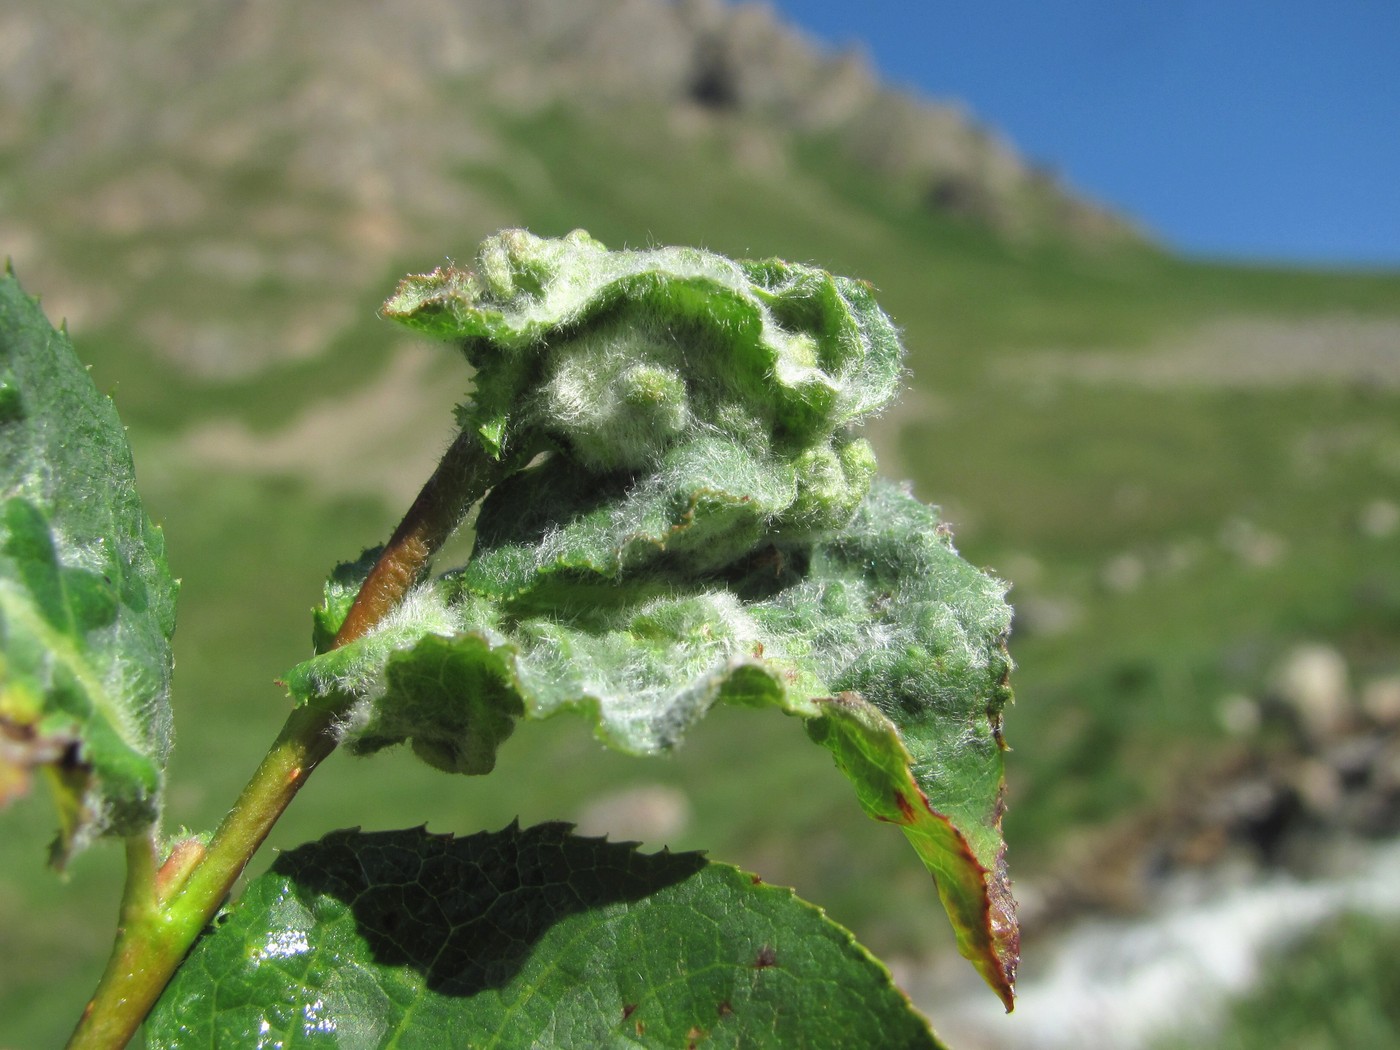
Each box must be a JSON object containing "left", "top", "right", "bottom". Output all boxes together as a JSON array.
[
  {"left": 3, "top": 3, "right": 1400, "bottom": 1046},
  {"left": 1, "top": 0, "right": 1133, "bottom": 385}
]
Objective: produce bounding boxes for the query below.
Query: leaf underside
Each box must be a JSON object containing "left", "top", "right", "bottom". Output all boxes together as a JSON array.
[
  {"left": 290, "top": 230, "right": 1018, "bottom": 1003},
  {"left": 148, "top": 823, "right": 946, "bottom": 1049},
  {"left": 0, "top": 271, "right": 177, "bottom": 862}
]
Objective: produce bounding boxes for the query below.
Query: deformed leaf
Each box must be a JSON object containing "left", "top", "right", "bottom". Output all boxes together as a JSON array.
[
  {"left": 290, "top": 231, "right": 1017, "bottom": 1004},
  {"left": 147, "top": 823, "right": 946, "bottom": 1049},
  {"left": 0, "top": 271, "right": 177, "bottom": 861},
  {"left": 381, "top": 227, "right": 895, "bottom": 539}
]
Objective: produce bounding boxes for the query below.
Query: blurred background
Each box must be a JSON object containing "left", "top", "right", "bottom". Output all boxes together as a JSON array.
[{"left": 2, "top": 1, "right": 1398, "bottom": 1046}]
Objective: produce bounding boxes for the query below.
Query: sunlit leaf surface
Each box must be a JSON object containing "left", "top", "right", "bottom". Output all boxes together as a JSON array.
[
  {"left": 0, "top": 271, "right": 177, "bottom": 862},
  {"left": 148, "top": 823, "right": 945, "bottom": 1048}
]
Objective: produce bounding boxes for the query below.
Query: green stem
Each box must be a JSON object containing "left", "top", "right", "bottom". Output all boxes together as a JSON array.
[
  {"left": 65, "top": 430, "right": 504, "bottom": 1048},
  {"left": 65, "top": 836, "right": 159, "bottom": 1050}
]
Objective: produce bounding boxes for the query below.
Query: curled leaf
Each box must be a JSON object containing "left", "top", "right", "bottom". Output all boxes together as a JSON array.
[{"left": 293, "top": 231, "right": 1018, "bottom": 1003}]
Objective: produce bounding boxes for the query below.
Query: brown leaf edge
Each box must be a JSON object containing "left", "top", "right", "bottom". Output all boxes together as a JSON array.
[{"left": 807, "top": 693, "right": 1018, "bottom": 1011}]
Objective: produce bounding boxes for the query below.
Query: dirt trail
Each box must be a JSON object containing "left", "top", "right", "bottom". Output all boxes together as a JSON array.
[{"left": 1003, "top": 314, "right": 1400, "bottom": 390}]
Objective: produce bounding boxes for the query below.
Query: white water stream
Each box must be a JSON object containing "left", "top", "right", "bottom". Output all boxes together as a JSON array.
[{"left": 909, "top": 839, "right": 1400, "bottom": 1050}]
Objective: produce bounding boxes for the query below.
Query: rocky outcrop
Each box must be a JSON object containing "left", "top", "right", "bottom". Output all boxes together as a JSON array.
[
  {"left": 1023, "top": 642, "right": 1400, "bottom": 932},
  {"left": 1, "top": 0, "right": 1136, "bottom": 243}
]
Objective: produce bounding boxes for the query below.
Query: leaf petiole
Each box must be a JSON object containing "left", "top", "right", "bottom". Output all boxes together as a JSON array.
[{"left": 64, "top": 835, "right": 162, "bottom": 1050}]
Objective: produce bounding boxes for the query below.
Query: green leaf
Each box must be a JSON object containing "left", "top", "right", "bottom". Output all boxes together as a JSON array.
[
  {"left": 382, "top": 227, "right": 897, "bottom": 532},
  {"left": 0, "top": 270, "right": 177, "bottom": 862},
  {"left": 292, "top": 231, "right": 1017, "bottom": 1004},
  {"left": 148, "top": 823, "right": 945, "bottom": 1049}
]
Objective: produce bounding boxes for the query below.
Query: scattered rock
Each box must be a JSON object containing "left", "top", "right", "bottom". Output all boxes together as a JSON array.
[
  {"left": 1219, "top": 517, "right": 1287, "bottom": 569},
  {"left": 1362, "top": 675, "right": 1400, "bottom": 727},
  {"left": 1360, "top": 498, "right": 1400, "bottom": 538},
  {"left": 998, "top": 552, "right": 1044, "bottom": 587},
  {"left": 1271, "top": 643, "right": 1353, "bottom": 743},
  {"left": 1325, "top": 733, "right": 1386, "bottom": 788},
  {"left": 1291, "top": 758, "right": 1343, "bottom": 820},
  {"left": 574, "top": 783, "right": 691, "bottom": 843},
  {"left": 1099, "top": 553, "right": 1146, "bottom": 593},
  {"left": 1032, "top": 643, "right": 1400, "bottom": 937},
  {"left": 1153, "top": 539, "right": 1204, "bottom": 576},
  {"left": 1217, "top": 694, "right": 1261, "bottom": 738},
  {"left": 1014, "top": 595, "right": 1084, "bottom": 638},
  {"left": 1206, "top": 775, "right": 1304, "bottom": 863},
  {"left": 924, "top": 172, "right": 997, "bottom": 223}
]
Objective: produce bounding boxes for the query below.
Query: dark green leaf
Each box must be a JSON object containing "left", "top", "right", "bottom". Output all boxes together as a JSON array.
[
  {"left": 148, "top": 823, "right": 945, "bottom": 1049},
  {"left": 0, "top": 271, "right": 177, "bottom": 861}
]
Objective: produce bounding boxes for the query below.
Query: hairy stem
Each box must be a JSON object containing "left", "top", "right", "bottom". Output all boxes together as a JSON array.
[
  {"left": 334, "top": 428, "right": 506, "bottom": 646},
  {"left": 66, "top": 430, "right": 503, "bottom": 1048}
]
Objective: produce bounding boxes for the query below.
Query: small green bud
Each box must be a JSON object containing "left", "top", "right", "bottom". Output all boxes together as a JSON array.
[
  {"left": 533, "top": 321, "right": 691, "bottom": 470},
  {"left": 781, "top": 437, "right": 879, "bottom": 532}
]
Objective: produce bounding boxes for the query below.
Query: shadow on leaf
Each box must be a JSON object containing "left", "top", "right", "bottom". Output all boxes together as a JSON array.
[{"left": 272, "top": 822, "right": 706, "bottom": 997}]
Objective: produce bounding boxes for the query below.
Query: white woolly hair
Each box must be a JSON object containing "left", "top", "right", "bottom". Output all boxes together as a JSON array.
[{"left": 327, "top": 583, "right": 469, "bottom": 743}]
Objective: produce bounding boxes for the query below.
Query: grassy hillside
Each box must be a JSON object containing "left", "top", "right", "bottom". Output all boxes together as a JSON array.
[{"left": 3, "top": 11, "right": 1400, "bottom": 1047}]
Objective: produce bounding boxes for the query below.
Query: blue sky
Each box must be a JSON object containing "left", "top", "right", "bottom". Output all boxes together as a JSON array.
[{"left": 764, "top": 1, "right": 1400, "bottom": 269}]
